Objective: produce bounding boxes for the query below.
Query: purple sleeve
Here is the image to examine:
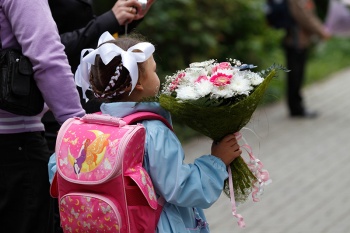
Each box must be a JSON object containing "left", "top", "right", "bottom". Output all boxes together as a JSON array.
[{"left": 1, "top": 0, "right": 85, "bottom": 124}]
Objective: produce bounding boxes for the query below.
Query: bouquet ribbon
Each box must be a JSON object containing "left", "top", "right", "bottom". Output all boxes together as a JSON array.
[
  {"left": 228, "top": 167, "right": 246, "bottom": 228},
  {"left": 228, "top": 132, "right": 271, "bottom": 228}
]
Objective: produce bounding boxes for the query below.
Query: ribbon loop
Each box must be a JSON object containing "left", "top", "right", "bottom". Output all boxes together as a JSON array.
[
  {"left": 227, "top": 130, "right": 271, "bottom": 227},
  {"left": 228, "top": 166, "right": 246, "bottom": 228}
]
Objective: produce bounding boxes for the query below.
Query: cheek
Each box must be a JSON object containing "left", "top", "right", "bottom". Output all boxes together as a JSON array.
[
  {"left": 151, "top": 74, "right": 160, "bottom": 90},
  {"left": 155, "top": 77, "right": 160, "bottom": 90}
]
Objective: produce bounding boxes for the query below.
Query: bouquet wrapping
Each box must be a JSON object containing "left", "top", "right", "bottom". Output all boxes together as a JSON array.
[{"left": 159, "top": 59, "right": 277, "bottom": 227}]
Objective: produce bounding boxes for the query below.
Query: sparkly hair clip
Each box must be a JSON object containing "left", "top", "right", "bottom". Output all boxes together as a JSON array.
[{"left": 104, "top": 63, "right": 123, "bottom": 92}]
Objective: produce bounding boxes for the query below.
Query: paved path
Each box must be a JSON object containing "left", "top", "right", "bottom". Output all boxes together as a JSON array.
[{"left": 183, "top": 68, "right": 350, "bottom": 233}]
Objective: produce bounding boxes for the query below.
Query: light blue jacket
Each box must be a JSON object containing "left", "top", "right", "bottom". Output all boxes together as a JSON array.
[{"left": 48, "top": 102, "right": 228, "bottom": 233}]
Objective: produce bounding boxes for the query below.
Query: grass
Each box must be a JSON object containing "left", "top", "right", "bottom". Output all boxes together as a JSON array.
[
  {"left": 307, "top": 38, "right": 350, "bottom": 83},
  {"left": 173, "top": 37, "right": 350, "bottom": 143}
]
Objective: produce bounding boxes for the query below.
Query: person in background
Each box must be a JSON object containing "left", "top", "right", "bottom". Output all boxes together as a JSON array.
[
  {"left": 48, "top": 0, "right": 154, "bottom": 74},
  {"left": 0, "top": 0, "right": 85, "bottom": 232},
  {"left": 284, "top": 0, "right": 331, "bottom": 118},
  {"left": 43, "top": 0, "right": 156, "bottom": 153}
]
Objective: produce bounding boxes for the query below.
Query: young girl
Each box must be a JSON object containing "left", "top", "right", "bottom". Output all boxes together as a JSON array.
[{"left": 50, "top": 32, "right": 242, "bottom": 232}]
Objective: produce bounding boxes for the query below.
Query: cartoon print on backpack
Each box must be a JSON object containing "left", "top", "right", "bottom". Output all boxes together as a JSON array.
[
  {"left": 57, "top": 122, "right": 128, "bottom": 181},
  {"left": 70, "top": 133, "right": 110, "bottom": 175},
  {"left": 59, "top": 194, "right": 122, "bottom": 232}
]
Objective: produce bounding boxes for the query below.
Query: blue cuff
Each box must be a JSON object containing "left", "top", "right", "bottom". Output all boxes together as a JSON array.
[
  {"left": 207, "top": 155, "right": 227, "bottom": 172},
  {"left": 48, "top": 153, "right": 57, "bottom": 184}
]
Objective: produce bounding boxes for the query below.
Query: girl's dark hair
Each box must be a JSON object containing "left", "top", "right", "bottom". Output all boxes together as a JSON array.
[{"left": 89, "top": 34, "right": 147, "bottom": 101}]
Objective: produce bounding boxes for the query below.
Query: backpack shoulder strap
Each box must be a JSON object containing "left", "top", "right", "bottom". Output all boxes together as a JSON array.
[
  {"left": 122, "top": 111, "right": 173, "bottom": 131},
  {"left": 91, "top": 111, "right": 173, "bottom": 130}
]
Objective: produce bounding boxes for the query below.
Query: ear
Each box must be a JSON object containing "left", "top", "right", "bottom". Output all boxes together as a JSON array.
[{"left": 134, "top": 80, "right": 144, "bottom": 91}]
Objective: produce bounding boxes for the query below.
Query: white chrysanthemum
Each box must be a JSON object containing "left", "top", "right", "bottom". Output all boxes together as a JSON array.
[
  {"left": 176, "top": 85, "right": 200, "bottom": 100},
  {"left": 211, "top": 85, "right": 234, "bottom": 98},
  {"left": 206, "top": 64, "right": 216, "bottom": 76},
  {"left": 232, "top": 67, "right": 240, "bottom": 74},
  {"left": 229, "top": 75, "right": 253, "bottom": 96},
  {"left": 189, "top": 59, "right": 216, "bottom": 68},
  {"left": 247, "top": 71, "right": 264, "bottom": 86},
  {"left": 185, "top": 68, "right": 208, "bottom": 82},
  {"left": 194, "top": 80, "right": 213, "bottom": 97}
]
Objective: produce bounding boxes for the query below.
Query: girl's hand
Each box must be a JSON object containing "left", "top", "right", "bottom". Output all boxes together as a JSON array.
[{"left": 211, "top": 134, "right": 242, "bottom": 166}]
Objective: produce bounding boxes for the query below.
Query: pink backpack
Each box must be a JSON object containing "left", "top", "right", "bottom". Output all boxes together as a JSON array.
[{"left": 50, "top": 112, "right": 172, "bottom": 233}]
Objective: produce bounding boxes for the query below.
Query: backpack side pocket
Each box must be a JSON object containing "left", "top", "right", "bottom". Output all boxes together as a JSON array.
[
  {"left": 125, "top": 167, "right": 160, "bottom": 233},
  {"left": 59, "top": 192, "right": 122, "bottom": 233}
]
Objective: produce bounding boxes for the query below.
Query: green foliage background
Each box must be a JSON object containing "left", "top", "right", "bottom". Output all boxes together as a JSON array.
[
  {"left": 95, "top": 0, "right": 278, "bottom": 73},
  {"left": 93, "top": 0, "right": 350, "bottom": 141}
]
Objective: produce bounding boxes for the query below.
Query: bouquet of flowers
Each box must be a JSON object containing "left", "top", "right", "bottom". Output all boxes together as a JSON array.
[{"left": 159, "top": 58, "right": 279, "bottom": 226}]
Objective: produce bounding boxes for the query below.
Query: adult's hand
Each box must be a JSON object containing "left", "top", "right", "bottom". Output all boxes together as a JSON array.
[
  {"left": 135, "top": 0, "right": 156, "bottom": 19},
  {"left": 112, "top": 0, "right": 142, "bottom": 25}
]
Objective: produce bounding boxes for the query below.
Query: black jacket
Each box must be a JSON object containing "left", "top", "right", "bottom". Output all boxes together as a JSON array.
[
  {"left": 49, "top": 0, "right": 142, "bottom": 72},
  {"left": 43, "top": 0, "right": 143, "bottom": 150}
]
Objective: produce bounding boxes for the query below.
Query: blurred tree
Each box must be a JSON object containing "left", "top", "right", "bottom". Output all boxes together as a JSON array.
[
  {"left": 136, "top": 0, "right": 281, "bottom": 78},
  {"left": 91, "top": 0, "right": 330, "bottom": 76}
]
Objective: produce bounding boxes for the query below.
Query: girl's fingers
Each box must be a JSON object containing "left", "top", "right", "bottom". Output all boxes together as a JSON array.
[{"left": 222, "top": 134, "right": 237, "bottom": 143}]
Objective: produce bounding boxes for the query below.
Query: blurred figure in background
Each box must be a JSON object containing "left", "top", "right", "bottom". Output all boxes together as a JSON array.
[
  {"left": 324, "top": 0, "right": 350, "bottom": 37},
  {"left": 284, "top": 0, "right": 331, "bottom": 118}
]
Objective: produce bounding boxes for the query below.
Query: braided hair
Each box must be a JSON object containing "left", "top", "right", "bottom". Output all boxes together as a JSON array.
[{"left": 89, "top": 35, "right": 147, "bottom": 102}]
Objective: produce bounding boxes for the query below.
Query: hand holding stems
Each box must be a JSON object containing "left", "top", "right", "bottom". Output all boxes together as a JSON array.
[
  {"left": 211, "top": 134, "right": 242, "bottom": 166},
  {"left": 112, "top": 0, "right": 156, "bottom": 26}
]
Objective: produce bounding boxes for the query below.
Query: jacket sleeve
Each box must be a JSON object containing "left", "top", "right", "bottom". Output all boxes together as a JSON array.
[
  {"left": 143, "top": 120, "right": 228, "bottom": 209},
  {"left": 60, "top": 10, "right": 143, "bottom": 60},
  {"left": 1, "top": 0, "right": 85, "bottom": 124},
  {"left": 288, "top": 0, "right": 326, "bottom": 37},
  {"left": 48, "top": 153, "right": 57, "bottom": 184}
]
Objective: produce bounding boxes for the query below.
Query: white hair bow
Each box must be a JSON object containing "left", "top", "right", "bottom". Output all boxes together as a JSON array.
[{"left": 75, "top": 31, "right": 155, "bottom": 100}]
